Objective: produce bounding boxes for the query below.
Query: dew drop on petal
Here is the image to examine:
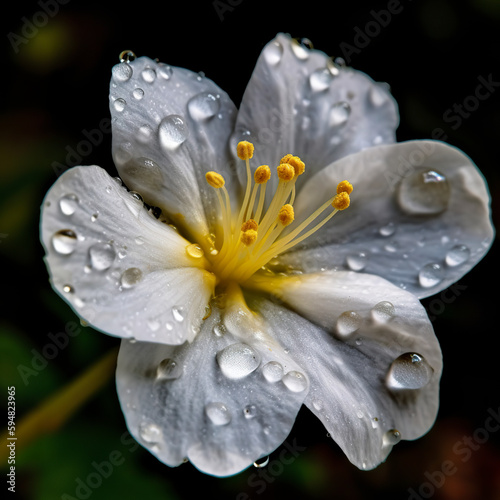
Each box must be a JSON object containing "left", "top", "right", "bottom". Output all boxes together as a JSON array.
[
  {"left": 217, "top": 343, "right": 260, "bottom": 379},
  {"left": 121, "top": 267, "right": 143, "bottom": 288},
  {"left": 418, "top": 263, "right": 444, "bottom": 288},
  {"left": 159, "top": 115, "right": 188, "bottom": 150},
  {"left": 282, "top": 371, "right": 307, "bottom": 392},
  {"left": 369, "top": 85, "right": 388, "bottom": 107},
  {"left": 346, "top": 252, "right": 368, "bottom": 271},
  {"left": 112, "top": 62, "right": 133, "bottom": 82},
  {"left": 386, "top": 353, "right": 433, "bottom": 390},
  {"left": 119, "top": 50, "right": 136, "bottom": 63},
  {"left": 243, "top": 404, "right": 257, "bottom": 419},
  {"left": 398, "top": 169, "right": 450, "bottom": 215},
  {"left": 253, "top": 456, "right": 270, "bottom": 468},
  {"left": 312, "top": 399, "right": 324, "bottom": 411},
  {"left": 135, "top": 236, "right": 145, "bottom": 245},
  {"left": 147, "top": 318, "right": 160, "bottom": 331},
  {"left": 156, "top": 358, "right": 182, "bottom": 380},
  {"left": 185, "top": 243, "right": 204, "bottom": 259},
  {"left": 88, "top": 243, "right": 116, "bottom": 271},
  {"left": 113, "top": 98, "right": 126, "bottom": 112},
  {"left": 157, "top": 64, "right": 173, "bottom": 80},
  {"left": 132, "top": 88, "right": 144, "bottom": 100},
  {"left": 59, "top": 194, "right": 79, "bottom": 215},
  {"left": 370, "top": 301, "right": 395, "bottom": 323},
  {"left": 52, "top": 229, "right": 77, "bottom": 255},
  {"left": 446, "top": 244, "right": 470, "bottom": 266},
  {"left": 139, "top": 422, "right": 162, "bottom": 443},
  {"left": 379, "top": 222, "right": 396, "bottom": 237},
  {"left": 290, "top": 38, "right": 310, "bottom": 60},
  {"left": 213, "top": 323, "right": 227, "bottom": 337},
  {"left": 329, "top": 102, "right": 351, "bottom": 126},
  {"left": 383, "top": 429, "right": 401, "bottom": 446},
  {"left": 63, "top": 284, "right": 74, "bottom": 293},
  {"left": 141, "top": 67, "right": 156, "bottom": 83},
  {"left": 336, "top": 311, "right": 362, "bottom": 338},
  {"left": 171, "top": 305, "right": 185, "bottom": 322},
  {"left": 264, "top": 40, "right": 283, "bottom": 65},
  {"left": 261, "top": 361, "right": 283, "bottom": 383},
  {"left": 187, "top": 92, "right": 220, "bottom": 120},
  {"left": 205, "top": 402, "right": 231, "bottom": 426},
  {"left": 309, "top": 68, "right": 333, "bottom": 92},
  {"left": 138, "top": 124, "right": 154, "bottom": 143}
]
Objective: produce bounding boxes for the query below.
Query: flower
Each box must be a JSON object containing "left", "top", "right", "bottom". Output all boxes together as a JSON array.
[{"left": 40, "top": 33, "right": 493, "bottom": 476}]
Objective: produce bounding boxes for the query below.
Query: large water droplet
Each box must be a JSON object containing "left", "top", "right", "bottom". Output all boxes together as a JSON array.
[
  {"left": 156, "top": 358, "right": 182, "bottom": 380},
  {"left": 112, "top": 62, "right": 133, "bottom": 82},
  {"left": 121, "top": 267, "right": 143, "bottom": 288},
  {"left": 309, "top": 68, "right": 333, "bottom": 92},
  {"left": 346, "top": 252, "right": 368, "bottom": 271},
  {"left": 254, "top": 456, "right": 270, "bottom": 468},
  {"left": 159, "top": 115, "right": 188, "bottom": 150},
  {"left": 113, "top": 98, "right": 126, "bottom": 112},
  {"left": 186, "top": 243, "right": 204, "bottom": 259},
  {"left": 291, "top": 38, "right": 311, "bottom": 60},
  {"left": 369, "top": 85, "right": 388, "bottom": 107},
  {"left": 217, "top": 343, "right": 260, "bottom": 379},
  {"left": 398, "top": 169, "right": 450, "bottom": 215},
  {"left": 141, "top": 67, "right": 156, "bottom": 83},
  {"left": 172, "top": 305, "right": 185, "bottom": 322},
  {"left": 157, "top": 63, "right": 173, "bottom": 80},
  {"left": 264, "top": 40, "right": 283, "bottom": 65},
  {"left": 418, "top": 263, "right": 444, "bottom": 288},
  {"left": 132, "top": 88, "right": 144, "bottom": 100},
  {"left": 386, "top": 353, "right": 433, "bottom": 390},
  {"left": 336, "top": 311, "right": 362, "bottom": 338},
  {"left": 88, "top": 243, "right": 116, "bottom": 271},
  {"left": 379, "top": 222, "right": 396, "bottom": 237},
  {"left": 205, "top": 402, "right": 231, "bottom": 426},
  {"left": 52, "top": 229, "right": 77, "bottom": 255},
  {"left": 370, "top": 301, "right": 395, "bottom": 323},
  {"left": 119, "top": 50, "right": 136, "bottom": 63},
  {"left": 261, "top": 361, "right": 284, "bottom": 382},
  {"left": 383, "top": 429, "right": 401, "bottom": 446},
  {"left": 329, "top": 102, "right": 351, "bottom": 126},
  {"left": 446, "top": 244, "right": 470, "bottom": 267},
  {"left": 282, "top": 371, "right": 307, "bottom": 392},
  {"left": 187, "top": 93, "right": 220, "bottom": 120},
  {"left": 139, "top": 422, "right": 162, "bottom": 443},
  {"left": 59, "top": 194, "right": 79, "bottom": 215},
  {"left": 213, "top": 323, "right": 227, "bottom": 337}
]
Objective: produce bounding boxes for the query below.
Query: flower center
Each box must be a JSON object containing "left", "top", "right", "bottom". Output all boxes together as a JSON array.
[{"left": 205, "top": 141, "right": 352, "bottom": 287}]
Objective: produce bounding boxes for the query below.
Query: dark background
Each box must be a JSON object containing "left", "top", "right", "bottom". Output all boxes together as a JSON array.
[{"left": 1, "top": 0, "right": 499, "bottom": 499}]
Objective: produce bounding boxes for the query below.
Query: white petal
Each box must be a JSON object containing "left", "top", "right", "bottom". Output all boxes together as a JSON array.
[
  {"left": 253, "top": 272, "right": 442, "bottom": 469},
  {"left": 281, "top": 140, "right": 494, "bottom": 298},
  {"left": 231, "top": 33, "right": 398, "bottom": 193},
  {"left": 116, "top": 305, "right": 307, "bottom": 476},
  {"left": 110, "top": 56, "right": 239, "bottom": 241},
  {"left": 40, "top": 166, "right": 214, "bottom": 344}
]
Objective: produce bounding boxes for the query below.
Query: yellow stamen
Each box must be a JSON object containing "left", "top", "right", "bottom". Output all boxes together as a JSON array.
[
  {"left": 240, "top": 229, "right": 258, "bottom": 246},
  {"left": 337, "top": 180, "right": 353, "bottom": 195},
  {"left": 288, "top": 156, "right": 305, "bottom": 176},
  {"left": 241, "top": 219, "right": 258, "bottom": 232},
  {"left": 277, "top": 163, "right": 295, "bottom": 181},
  {"left": 206, "top": 171, "right": 225, "bottom": 188},
  {"left": 278, "top": 204, "right": 294, "bottom": 226},
  {"left": 332, "top": 192, "right": 350, "bottom": 210},
  {"left": 254, "top": 165, "right": 271, "bottom": 184},
  {"left": 280, "top": 153, "right": 293, "bottom": 164},
  {"left": 237, "top": 141, "right": 254, "bottom": 160}
]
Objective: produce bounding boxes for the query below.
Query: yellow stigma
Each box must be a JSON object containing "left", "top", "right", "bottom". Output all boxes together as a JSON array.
[
  {"left": 203, "top": 142, "right": 353, "bottom": 285},
  {"left": 278, "top": 204, "right": 294, "bottom": 226},
  {"left": 206, "top": 171, "right": 225, "bottom": 188},
  {"left": 332, "top": 192, "right": 350, "bottom": 210},
  {"left": 254, "top": 165, "right": 271, "bottom": 184},
  {"left": 237, "top": 141, "right": 254, "bottom": 160}
]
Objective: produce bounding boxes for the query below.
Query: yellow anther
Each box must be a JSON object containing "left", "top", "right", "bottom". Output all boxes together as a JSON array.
[
  {"left": 288, "top": 156, "right": 305, "bottom": 176},
  {"left": 332, "top": 192, "right": 350, "bottom": 210},
  {"left": 241, "top": 219, "right": 258, "bottom": 232},
  {"left": 206, "top": 171, "right": 225, "bottom": 188},
  {"left": 237, "top": 141, "right": 254, "bottom": 161},
  {"left": 277, "top": 162, "right": 295, "bottom": 181},
  {"left": 254, "top": 165, "right": 271, "bottom": 184},
  {"left": 336, "top": 180, "right": 353, "bottom": 195},
  {"left": 278, "top": 204, "right": 295, "bottom": 226},
  {"left": 240, "top": 229, "right": 258, "bottom": 246},
  {"left": 280, "top": 153, "right": 293, "bottom": 164}
]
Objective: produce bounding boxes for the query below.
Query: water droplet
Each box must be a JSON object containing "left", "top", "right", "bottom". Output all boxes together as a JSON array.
[
  {"left": 243, "top": 404, "right": 257, "bottom": 419},
  {"left": 159, "top": 115, "right": 188, "bottom": 150},
  {"left": 63, "top": 284, "right": 74, "bottom": 293},
  {"left": 371, "top": 417, "right": 379, "bottom": 429},
  {"left": 379, "top": 222, "right": 396, "bottom": 237},
  {"left": 290, "top": 38, "right": 310, "bottom": 60},
  {"left": 156, "top": 358, "right": 182, "bottom": 380},
  {"left": 282, "top": 371, "right": 307, "bottom": 392},
  {"left": 309, "top": 68, "right": 333, "bottom": 92},
  {"left": 398, "top": 169, "right": 450, "bottom": 215},
  {"left": 112, "top": 62, "right": 133, "bottom": 82},
  {"left": 172, "top": 305, "right": 184, "bottom": 322},
  {"left": 261, "top": 361, "right": 283, "bottom": 383},
  {"left": 346, "top": 252, "right": 368, "bottom": 271},
  {"left": 264, "top": 40, "right": 283, "bottom": 65},
  {"left": 52, "top": 229, "right": 77, "bottom": 255},
  {"left": 121, "top": 267, "right": 143, "bottom": 288},
  {"left": 253, "top": 456, "right": 269, "bottom": 468},
  {"left": 205, "top": 402, "right": 231, "bottom": 426},
  {"left": 139, "top": 422, "right": 162, "bottom": 443},
  {"left": 356, "top": 409, "right": 364, "bottom": 419},
  {"left": 386, "top": 353, "right": 433, "bottom": 390},
  {"left": 118, "top": 248, "right": 127, "bottom": 259},
  {"left": 119, "top": 50, "right": 136, "bottom": 63},
  {"left": 213, "top": 323, "right": 226, "bottom": 337},
  {"left": 326, "top": 57, "right": 341, "bottom": 76},
  {"left": 138, "top": 124, "right": 154, "bottom": 143},
  {"left": 312, "top": 399, "right": 324, "bottom": 411},
  {"left": 113, "top": 98, "right": 126, "bottom": 112},
  {"left": 165, "top": 321, "right": 174, "bottom": 331},
  {"left": 446, "top": 244, "right": 470, "bottom": 267},
  {"left": 132, "top": 88, "right": 144, "bottom": 100},
  {"left": 418, "top": 263, "right": 444, "bottom": 288},
  {"left": 187, "top": 93, "right": 220, "bottom": 120},
  {"left": 147, "top": 318, "right": 160, "bottom": 331},
  {"left": 185, "top": 243, "right": 204, "bottom": 259},
  {"left": 91, "top": 213, "right": 98, "bottom": 222},
  {"left": 141, "top": 67, "right": 156, "bottom": 83},
  {"left": 329, "top": 102, "right": 351, "bottom": 126},
  {"left": 369, "top": 85, "right": 388, "bottom": 107},
  {"left": 383, "top": 429, "right": 401, "bottom": 446},
  {"left": 370, "top": 301, "right": 395, "bottom": 323},
  {"left": 89, "top": 243, "right": 116, "bottom": 271},
  {"left": 336, "top": 311, "right": 362, "bottom": 338},
  {"left": 59, "top": 194, "right": 79, "bottom": 215},
  {"left": 157, "top": 64, "right": 173, "bottom": 80},
  {"left": 217, "top": 343, "right": 260, "bottom": 379}
]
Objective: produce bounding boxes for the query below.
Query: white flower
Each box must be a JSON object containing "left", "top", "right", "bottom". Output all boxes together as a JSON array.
[{"left": 40, "top": 33, "right": 493, "bottom": 476}]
